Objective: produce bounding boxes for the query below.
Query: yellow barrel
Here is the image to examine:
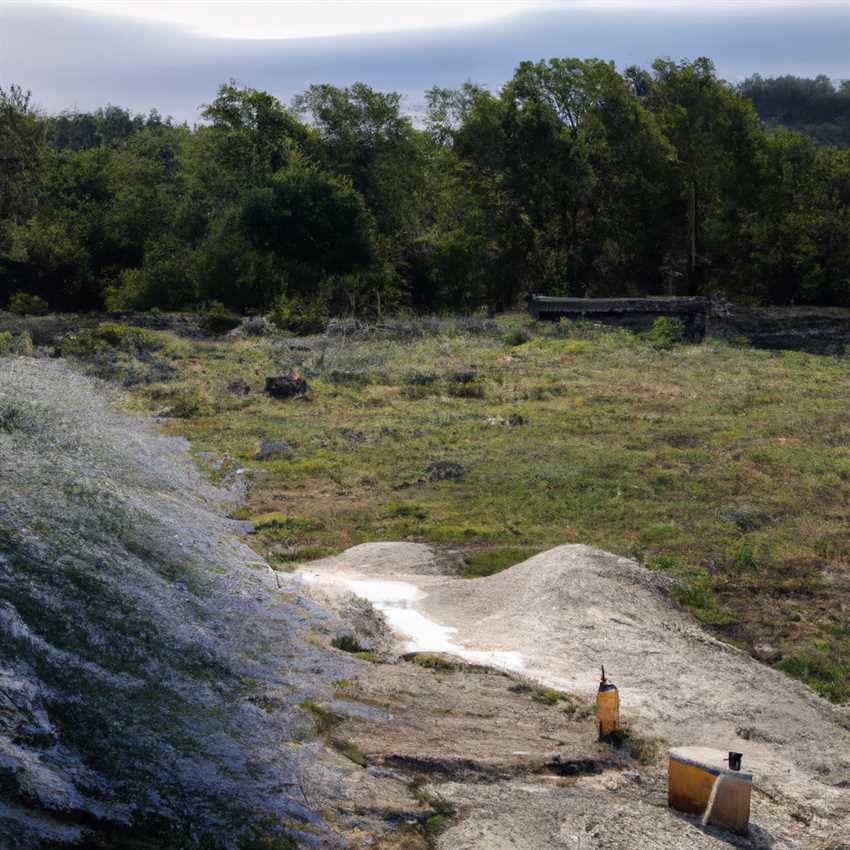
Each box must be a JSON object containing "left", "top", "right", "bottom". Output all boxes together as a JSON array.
[{"left": 596, "top": 666, "right": 620, "bottom": 738}]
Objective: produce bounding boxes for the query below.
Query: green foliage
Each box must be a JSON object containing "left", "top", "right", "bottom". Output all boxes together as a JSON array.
[
  {"left": 462, "top": 547, "right": 538, "bottom": 578},
  {"left": 643, "top": 317, "right": 686, "bottom": 350},
  {"left": 408, "top": 653, "right": 462, "bottom": 672},
  {"left": 608, "top": 724, "right": 662, "bottom": 765},
  {"left": 8, "top": 291, "right": 48, "bottom": 315},
  {"left": 0, "top": 331, "right": 13, "bottom": 355},
  {"left": 4, "top": 67, "right": 850, "bottom": 315},
  {"left": 655, "top": 563, "right": 737, "bottom": 627},
  {"left": 299, "top": 698, "right": 341, "bottom": 734},
  {"left": 739, "top": 73, "right": 850, "bottom": 147},
  {"left": 331, "top": 634, "right": 366, "bottom": 653},
  {"left": 0, "top": 403, "right": 27, "bottom": 432},
  {"left": 533, "top": 688, "right": 565, "bottom": 706},
  {"left": 200, "top": 301, "right": 241, "bottom": 336},
  {"left": 775, "top": 644, "right": 850, "bottom": 703},
  {"left": 332, "top": 738, "right": 366, "bottom": 766},
  {"left": 252, "top": 513, "right": 322, "bottom": 536},
  {"left": 61, "top": 322, "right": 163, "bottom": 357},
  {"left": 270, "top": 294, "right": 329, "bottom": 335}
]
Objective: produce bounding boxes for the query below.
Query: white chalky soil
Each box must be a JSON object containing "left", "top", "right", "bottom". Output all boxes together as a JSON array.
[{"left": 297, "top": 571, "right": 524, "bottom": 669}]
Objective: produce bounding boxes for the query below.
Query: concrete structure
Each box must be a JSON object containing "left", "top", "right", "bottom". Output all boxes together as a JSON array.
[{"left": 668, "top": 746, "right": 752, "bottom": 835}]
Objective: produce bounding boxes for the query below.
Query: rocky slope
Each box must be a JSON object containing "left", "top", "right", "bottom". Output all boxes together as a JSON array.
[{"left": 0, "top": 358, "right": 352, "bottom": 849}]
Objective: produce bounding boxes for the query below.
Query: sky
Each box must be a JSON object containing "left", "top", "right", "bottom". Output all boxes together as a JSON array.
[{"left": 1, "top": 0, "right": 849, "bottom": 121}]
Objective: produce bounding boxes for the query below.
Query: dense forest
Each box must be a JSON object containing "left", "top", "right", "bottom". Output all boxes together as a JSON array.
[
  {"left": 739, "top": 73, "right": 850, "bottom": 148},
  {"left": 2, "top": 58, "right": 850, "bottom": 324}
]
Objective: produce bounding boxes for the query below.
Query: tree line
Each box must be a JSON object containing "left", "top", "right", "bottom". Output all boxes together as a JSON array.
[
  {"left": 2, "top": 58, "right": 850, "bottom": 323},
  {"left": 738, "top": 74, "right": 850, "bottom": 148}
]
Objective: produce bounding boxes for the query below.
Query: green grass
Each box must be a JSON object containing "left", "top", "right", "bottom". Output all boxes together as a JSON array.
[
  {"left": 462, "top": 547, "right": 540, "bottom": 578},
  {"left": 102, "top": 314, "right": 850, "bottom": 703}
]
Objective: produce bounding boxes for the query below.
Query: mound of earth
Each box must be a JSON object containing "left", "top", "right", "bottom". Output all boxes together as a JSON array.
[{"left": 299, "top": 543, "right": 850, "bottom": 848}]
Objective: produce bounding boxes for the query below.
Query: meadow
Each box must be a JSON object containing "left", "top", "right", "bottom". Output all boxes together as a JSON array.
[{"left": 53, "top": 313, "right": 850, "bottom": 703}]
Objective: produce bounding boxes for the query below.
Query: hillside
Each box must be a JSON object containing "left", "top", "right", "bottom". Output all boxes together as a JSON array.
[{"left": 0, "top": 357, "right": 357, "bottom": 848}]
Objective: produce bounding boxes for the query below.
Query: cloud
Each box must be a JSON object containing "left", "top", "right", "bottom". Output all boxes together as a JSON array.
[{"left": 2, "top": 1, "right": 848, "bottom": 121}]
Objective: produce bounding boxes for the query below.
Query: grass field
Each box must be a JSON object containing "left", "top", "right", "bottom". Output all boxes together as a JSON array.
[{"left": 55, "top": 313, "right": 850, "bottom": 703}]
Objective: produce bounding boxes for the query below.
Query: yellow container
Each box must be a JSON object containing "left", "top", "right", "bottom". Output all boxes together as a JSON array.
[
  {"left": 668, "top": 747, "right": 752, "bottom": 835},
  {"left": 596, "top": 666, "right": 620, "bottom": 738}
]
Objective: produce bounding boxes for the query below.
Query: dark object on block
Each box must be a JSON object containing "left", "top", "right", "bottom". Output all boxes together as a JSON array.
[
  {"left": 528, "top": 295, "right": 711, "bottom": 342},
  {"left": 264, "top": 374, "right": 309, "bottom": 399},
  {"left": 728, "top": 752, "right": 743, "bottom": 771}
]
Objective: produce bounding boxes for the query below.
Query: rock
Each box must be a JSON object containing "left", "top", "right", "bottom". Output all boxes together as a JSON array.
[
  {"left": 508, "top": 413, "right": 527, "bottom": 426},
  {"left": 255, "top": 440, "right": 295, "bottom": 460},
  {"left": 0, "top": 358, "right": 352, "bottom": 849},
  {"left": 753, "top": 643, "right": 782, "bottom": 663},
  {"left": 427, "top": 460, "right": 467, "bottom": 482},
  {"left": 265, "top": 374, "right": 309, "bottom": 399}
]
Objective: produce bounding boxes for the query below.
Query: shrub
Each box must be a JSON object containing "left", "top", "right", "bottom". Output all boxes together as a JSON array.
[
  {"left": 331, "top": 634, "right": 366, "bottom": 653},
  {"left": 0, "top": 331, "right": 12, "bottom": 355},
  {"left": 332, "top": 738, "right": 366, "bottom": 766},
  {"left": 505, "top": 327, "right": 531, "bottom": 346},
  {"left": 201, "top": 302, "right": 242, "bottom": 336},
  {"left": 644, "top": 316, "right": 686, "bottom": 350},
  {"left": 62, "top": 323, "right": 163, "bottom": 358},
  {"left": 447, "top": 382, "right": 486, "bottom": 399},
  {"left": 270, "top": 295, "right": 328, "bottom": 336},
  {"left": 8, "top": 292, "right": 49, "bottom": 316},
  {"left": 15, "top": 331, "right": 34, "bottom": 355},
  {"left": 0, "top": 403, "right": 27, "bottom": 432}
]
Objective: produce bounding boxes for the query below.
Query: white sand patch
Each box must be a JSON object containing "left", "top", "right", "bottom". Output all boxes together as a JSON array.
[{"left": 297, "top": 570, "right": 524, "bottom": 668}]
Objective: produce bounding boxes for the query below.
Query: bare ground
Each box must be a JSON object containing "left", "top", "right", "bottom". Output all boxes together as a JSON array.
[{"left": 293, "top": 542, "right": 850, "bottom": 849}]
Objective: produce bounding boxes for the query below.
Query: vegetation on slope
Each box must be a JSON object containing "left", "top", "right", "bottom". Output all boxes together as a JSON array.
[{"left": 0, "top": 356, "right": 349, "bottom": 849}]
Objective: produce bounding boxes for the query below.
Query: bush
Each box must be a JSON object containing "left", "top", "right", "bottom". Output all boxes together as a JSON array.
[
  {"left": 62, "top": 323, "right": 163, "bottom": 357},
  {"left": 8, "top": 292, "right": 49, "bottom": 316},
  {"left": 505, "top": 327, "right": 531, "bottom": 346},
  {"left": 644, "top": 316, "right": 686, "bottom": 350},
  {"left": 331, "top": 634, "right": 366, "bottom": 653},
  {"left": 0, "top": 329, "right": 38, "bottom": 356},
  {"left": 201, "top": 302, "right": 242, "bottom": 336},
  {"left": 270, "top": 295, "right": 328, "bottom": 336}
]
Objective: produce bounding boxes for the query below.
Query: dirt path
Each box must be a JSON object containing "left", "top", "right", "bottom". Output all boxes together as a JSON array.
[{"left": 297, "top": 542, "right": 850, "bottom": 849}]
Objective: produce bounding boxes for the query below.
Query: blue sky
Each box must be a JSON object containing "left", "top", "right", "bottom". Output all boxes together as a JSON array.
[{"left": 1, "top": 1, "right": 848, "bottom": 121}]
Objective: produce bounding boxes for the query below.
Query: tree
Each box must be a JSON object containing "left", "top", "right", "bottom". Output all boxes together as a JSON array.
[
  {"left": 645, "top": 58, "right": 764, "bottom": 294},
  {"left": 241, "top": 168, "right": 375, "bottom": 285}
]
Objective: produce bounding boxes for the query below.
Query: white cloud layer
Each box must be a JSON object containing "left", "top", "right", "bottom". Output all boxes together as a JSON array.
[{"left": 26, "top": 0, "right": 541, "bottom": 39}]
